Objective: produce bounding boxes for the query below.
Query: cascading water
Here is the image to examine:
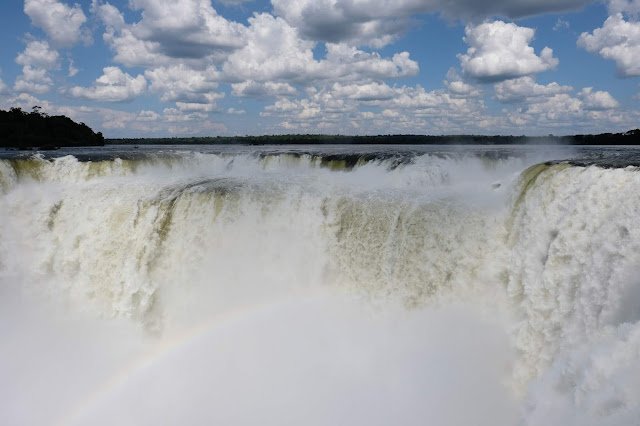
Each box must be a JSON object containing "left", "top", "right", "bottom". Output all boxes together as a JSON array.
[{"left": 1, "top": 146, "right": 640, "bottom": 425}]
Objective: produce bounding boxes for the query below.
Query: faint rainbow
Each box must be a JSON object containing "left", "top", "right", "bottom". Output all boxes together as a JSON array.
[{"left": 58, "top": 294, "right": 320, "bottom": 426}]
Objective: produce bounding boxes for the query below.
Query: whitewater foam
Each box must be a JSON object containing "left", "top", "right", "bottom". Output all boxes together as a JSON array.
[{"left": 1, "top": 147, "right": 640, "bottom": 425}]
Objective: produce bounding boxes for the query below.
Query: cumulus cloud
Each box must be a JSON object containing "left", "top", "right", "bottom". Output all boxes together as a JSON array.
[
  {"left": 221, "top": 14, "right": 418, "bottom": 87},
  {"left": 578, "top": 14, "right": 640, "bottom": 77},
  {"left": 137, "top": 110, "right": 160, "bottom": 121},
  {"left": 15, "top": 39, "right": 59, "bottom": 69},
  {"left": 500, "top": 84, "right": 625, "bottom": 132},
  {"left": 608, "top": 0, "right": 640, "bottom": 15},
  {"left": 175, "top": 102, "right": 219, "bottom": 112},
  {"left": 67, "top": 57, "right": 78, "bottom": 77},
  {"left": 232, "top": 81, "right": 298, "bottom": 97},
  {"left": 487, "top": 73, "right": 621, "bottom": 129},
  {"left": 15, "top": 0, "right": 634, "bottom": 136},
  {"left": 444, "top": 69, "right": 481, "bottom": 97},
  {"left": 92, "top": 1, "right": 164, "bottom": 67},
  {"left": 91, "top": 0, "right": 125, "bottom": 30},
  {"left": 145, "top": 64, "right": 221, "bottom": 104},
  {"left": 261, "top": 80, "right": 491, "bottom": 134},
  {"left": 553, "top": 18, "right": 571, "bottom": 31},
  {"left": 0, "top": 92, "right": 53, "bottom": 113},
  {"left": 144, "top": 63, "right": 225, "bottom": 111},
  {"left": 89, "top": 105, "right": 225, "bottom": 135},
  {"left": 128, "top": 0, "right": 245, "bottom": 57},
  {"left": 93, "top": 0, "right": 245, "bottom": 68},
  {"left": 259, "top": 70, "right": 635, "bottom": 135},
  {"left": 217, "top": 0, "right": 254, "bottom": 5},
  {"left": 94, "top": 0, "right": 245, "bottom": 68},
  {"left": 271, "top": 0, "right": 592, "bottom": 47},
  {"left": 505, "top": 93, "right": 581, "bottom": 126},
  {"left": 329, "top": 82, "right": 396, "bottom": 101},
  {"left": 89, "top": 1, "right": 422, "bottom": 122},
  {"left": 322, "top": 44, "right": 419, "bottom": 81},
  {"left": 68, "top": 67, "right": 147, "bottom": 102},
  {"left": 0, "top": 92, "right": 229, "bottom": 137},
  {"left": 271, "top": 0, "right": 410, "bottom": 47},
  {"left": 24, "top": 0, "right": 89, "bottom": 47},
  {"left": 14, "top": 39, "right": 59, "bottom": 94},
  {"left": 0, "top": 77, "right": 9, "bottom": 95},
  {"left": 578, "top": 87, "right": 620, "bottom": 109},
  {"left": 221, "top": 13, "right": 318, "bottom": 82},
  {"left": 459, "top": 21, "right": 559, "bottom": 82},
  {"left": 14, "top": 67, "right": 54, "bottom": 94},
  {"left": 494, "top": 77, "right": 572, "bottom": 102}
]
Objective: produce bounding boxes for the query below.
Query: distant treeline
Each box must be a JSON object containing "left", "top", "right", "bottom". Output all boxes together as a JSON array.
[
  {"left": 0, "top": 107, "right": 104, "bottom": 149},
  {"left": 108, "top": 130, "right": 640, "bottom": 146},
  {"left": 2, "top": 107, "right": 639, "bottom": 147}
]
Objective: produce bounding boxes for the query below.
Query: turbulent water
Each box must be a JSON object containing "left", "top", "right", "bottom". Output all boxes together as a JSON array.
[{"left": 2, "top": 145, "right": 640, "bottom": 425}]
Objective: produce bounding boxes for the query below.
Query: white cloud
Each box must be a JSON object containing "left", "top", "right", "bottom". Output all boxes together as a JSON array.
[
  {"left": 502, "top": 95, "right": 570, "bottom": 129},
  {"left": 491, "top": 77, "right": 622, "bottom": 129},
  {"left": 15, "top": 39, "right": 59, "bottom": 68},
  {"left": 0, "top": 93, "right": 229, "bottom": 137},
  {"left": 93, "top": 2, "right": 178, "bottom": 68},
  {"left": 578, "top": 87, "right": 620, "bottom": 110},
  {"left": 232, "top": 81, "right": 297, "bottom": 97},
  {"left": 553, "top": 18, "right": 571, "bottom": 31},
  {"left": 459, "top": 21, "right": 559, "bottom": 82},
  {"left": 608, "top": 0, "right": 640, "bottom": 15},
  {"left": 175, "top": 102, "right": 219, "bottom": 112},
  {"left": 329, "top": 82, "right": 396, "bottom": 101},
  {"left": 91, "top": 1, "right": 419, "bottom": 109},
  {"left": 103, "top": 27, "right": 169, "bottom": 68},
  {"left": 261, "top": 80, "right": 491, "bottom": 134},
  {"left": 137, "top": 110, "right": 160, "bottom": 121},
  {"left": 14, "top": 40, "right": 59, "bottom": 94},
  {"left": 14, "top": 66, "right": 53, "bottom": 94},
  {"left": 221, "top": 14, "right": 418, "bottom": 87},
  {"left": 67, "top": 57, "right": 78, "bottom": 77},
  {"left": 494, "top": 77, "right": 572, "bottom": 102},
  {"left": 126, "top": 0, "right": 244, "bottom": 58},
  {"left": 145, "top": 65, "right": 221, "bottom": 103},
  {"left": 14, "top": 0, "right": 637, "bottom": 136},
  {"left": 24, "top": 0, "right": 89, "bottom": 47},
  {"left": 258, "top": 70, "right": 636, "bottom": 135},
  {"left": 91, "top": 0, "right": 125, "bottom": 30},
  {"left": 271, "top": 0, "right": 411, "bottom": 47},
  {"left": 94, "top": 0, "right": 245, "bottom": 68},
  {"left": 387, "top": 85, "right": 478, "bottom": 113},
  {"left": 87, "top": 105, "right": 226, "bottom": 135},
  {"left": 222, "top": 13, "right": 318, "bottom": 82},
  {"left": 325, "top": 46, "right": 419, "bottom": 80},
  {"left": 501, "top": 86, "right": 627, "bottom": 132},
  {"left": 216, "top": 0, "right": 254, "bottom": 5},
  {"left": 578, "top": 14, "right": 640, "bottom": 77},
  {"left": 444, "top": 68, "right": 481, "bottom": 97},
  {"left": 68, "top": 67, "right": 147, "bottom": 102},
  {"left": 0, "top": 77, "right": 9, "bottom": 95},
  {"left": 271, "top": 0, "right": 592, "bottom": 47},
  {"left": 0, "top": 92, "right": 53, "bottom": 112}
]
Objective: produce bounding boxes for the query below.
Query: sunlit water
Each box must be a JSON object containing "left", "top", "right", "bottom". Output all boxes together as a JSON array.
[{"left": 2, "top": 145, "right": 640, "bottom": 425}]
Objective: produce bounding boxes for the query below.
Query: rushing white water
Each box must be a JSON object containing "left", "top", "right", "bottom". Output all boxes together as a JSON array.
[{"left": 1, "top": 146, "right": 640, "bottom": 425}]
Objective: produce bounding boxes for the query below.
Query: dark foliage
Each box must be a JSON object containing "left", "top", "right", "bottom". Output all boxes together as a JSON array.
[{"left": 0, "top": 107, "right": 104, "bottom": 149}]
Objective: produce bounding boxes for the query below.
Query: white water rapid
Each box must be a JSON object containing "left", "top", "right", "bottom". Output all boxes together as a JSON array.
[{"left": 1, "top": 147, "right": 640, "bottom": 425}]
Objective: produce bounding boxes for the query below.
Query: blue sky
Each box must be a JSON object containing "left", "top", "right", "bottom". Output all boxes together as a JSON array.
[{"left": 0, "top": 0, "right": 639, "bottom": 137}]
